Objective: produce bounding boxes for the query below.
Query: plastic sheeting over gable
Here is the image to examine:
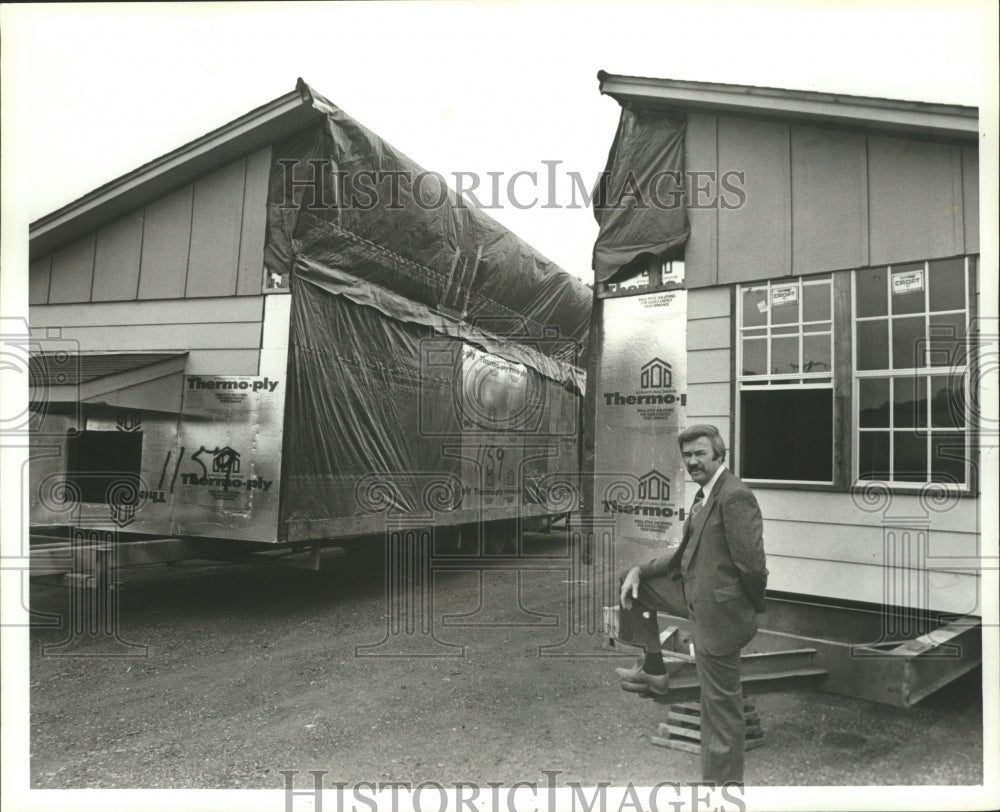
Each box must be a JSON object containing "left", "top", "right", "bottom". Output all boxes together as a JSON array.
[
  {"left": 264, "top": 85, "right": 591, "bottom": 363},
  {"left": 592, "top": 107, "right": 689, "bottom": 283}
]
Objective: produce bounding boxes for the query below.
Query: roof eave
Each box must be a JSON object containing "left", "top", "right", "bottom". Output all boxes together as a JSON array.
[
  {"left": 30, "top": 352, "right": 188, "bottom": 402},
  {"left": 597, "top": 72, "right": 979, "bottom": 141},
  {"left": 29, "top": 79, "right": 327, "bottom": 260}
]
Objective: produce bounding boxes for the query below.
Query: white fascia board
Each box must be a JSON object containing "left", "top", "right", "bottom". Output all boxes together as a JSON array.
[{"left": 598, "top": 73, "right": 979, "bottom": 140}]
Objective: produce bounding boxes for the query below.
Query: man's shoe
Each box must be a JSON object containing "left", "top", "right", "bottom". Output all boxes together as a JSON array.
[
  {"left": 615, "top": 667, "right": 669, "bottom": 696},
  {"left": 614, "top": 664, "right": 644, "bottom": 681}
]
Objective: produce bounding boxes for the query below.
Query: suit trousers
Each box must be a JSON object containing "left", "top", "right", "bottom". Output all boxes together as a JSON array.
[{"left": 618, "top": 572, "right": 746, "bottom": 784}]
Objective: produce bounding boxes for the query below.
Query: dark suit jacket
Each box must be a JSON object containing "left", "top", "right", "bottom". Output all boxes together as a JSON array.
[{"left": 639, "top": 468, "right": 767, "bottom": 656}]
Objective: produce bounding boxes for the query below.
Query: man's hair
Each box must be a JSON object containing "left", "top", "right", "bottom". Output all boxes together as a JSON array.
[{"left": 677, "top": 423, "right": 726, "bottom": 461}]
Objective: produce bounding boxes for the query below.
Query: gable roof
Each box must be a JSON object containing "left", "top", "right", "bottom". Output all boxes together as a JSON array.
[
  {"left": 597, "top": 72, "right": 979, "bottom": 140},
  {"left": 29, "top": 79, "right": 328, "bottom": 259}
]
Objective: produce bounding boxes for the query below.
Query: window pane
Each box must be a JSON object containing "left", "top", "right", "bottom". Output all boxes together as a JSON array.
[
  {"left": 857, "top": 320, "right": 888, "bottom": 370},
  {"left": 743, "top": 327, "right": 766, "bottom": 337},
  {"left": 802, "top": 282, "right": 831, "bottom": 322},
  {"left": 803, "top": 323, "right": 829, "bottom": 334},
  {"left": 928, "top": 313, "right": 969, "bottom": 367},
  {"left": 742, "top": 288, "right": 767, "bottom": 327},
  {"left": 772, "top": 325, "right": 798, "bottom": 335},
  {"left": 931, "top": 374, "right": 964, "bottom": 428},
  {"left": 857, "top": 267, "right": 888, "bottom": 317},
  {"left": 771, "top": 336, "right": 799, "bottom": 374},
  {"left": 894, "top": 431, "right": 928, "bottom": 482},
  {"left": 893, "top": 375, "right": 926, "bottom": 428},
  {"left": 858, "top": 431, "right": 890, "bottom": 480},
  {"left": 741, "top": 339, "right": 766, "bottom": 376},
  {"left": 771, "top": 298, "right": 798, "bottom": 325},
  {"left": 928, "top": 258, "right": 966, "bottom": 312},
  {"left": 741, "top": 388, "right": 833, "bottom": 481},
  {"left": 931, "top": 433, "right": 966, "bottom": 485},
  {"left": 892, "top": 316, "right": 926, "bottom": 369},
  {"left": 859, "top": 378, "right": 890, "bottom": 427},
  {"left": 802, "top": 334, "right": 831, "bottom": 374},
  {"left": 890, "top": 263, "right": 926, "bottom": 315}
]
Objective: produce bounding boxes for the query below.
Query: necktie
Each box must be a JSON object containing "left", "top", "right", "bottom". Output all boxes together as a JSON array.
[
  {"left": 689, "top": 488, "right": 705, "bottom": 519},
  {"left": 678, "top": 488, "right": 705, "bottom": 549}
]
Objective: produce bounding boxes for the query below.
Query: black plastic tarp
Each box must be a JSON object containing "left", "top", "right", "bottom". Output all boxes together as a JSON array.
[
  {"left": 266, "top": 84, "right": 591, "bottom": 361},
  {"left": 267, "top": 85, "right": 588, "bottom": 528},
  {"left": 592, "top": 106, "right": 689, "bottom": 283}
]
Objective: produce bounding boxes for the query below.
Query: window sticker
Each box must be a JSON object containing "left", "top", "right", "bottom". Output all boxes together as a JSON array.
[{"left": 891, "top": 268, "right": 924, "bottom": 295}]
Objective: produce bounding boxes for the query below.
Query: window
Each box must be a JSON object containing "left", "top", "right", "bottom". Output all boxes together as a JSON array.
[
  {"left": 735, "top": 256, "right": 976, "bottom": 490},
  {"left": 65, "top": 430, "right": 143, "bottom": 503},
  {"left": 853, "top": 258, "right": 973, "bottom": 487},
  {"left": 736, "top": 276, "right": 834, "bottom": 483}
]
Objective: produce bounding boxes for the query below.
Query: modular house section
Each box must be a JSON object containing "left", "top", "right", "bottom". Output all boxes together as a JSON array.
[
  {"left": 28, "top": 80, "right": 591, "bottom": 549},
  {"left": 590, "top": 74, "right": 981, "bottom": 617}
]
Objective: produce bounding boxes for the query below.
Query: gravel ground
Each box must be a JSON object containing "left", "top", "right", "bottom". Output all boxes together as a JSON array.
[{"left": 27, "top": 532, "right": 984, "bottom": 792}]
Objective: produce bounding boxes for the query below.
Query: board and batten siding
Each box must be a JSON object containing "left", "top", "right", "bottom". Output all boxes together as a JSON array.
[
  {"left": 29, "top": 296, "right": 266, "bottom": 375},
  {"left": 681, "top": 289, "right": 978, "bottom": 615},
  {"left": 684, "top": 113, "right": 978, "bottom": 287},
  {"left": 29, "top": 147, "right": 271, "bottom": 306}
]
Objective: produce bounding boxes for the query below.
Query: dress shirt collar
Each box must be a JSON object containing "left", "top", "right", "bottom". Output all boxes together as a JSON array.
[{"left": 697, "top": 463, "right": 727, "bottom": 505}]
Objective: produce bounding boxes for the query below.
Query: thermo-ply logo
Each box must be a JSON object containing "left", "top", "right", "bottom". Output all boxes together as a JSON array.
[
  {"left": 603, "top": 359, "right": 686, "bottom": 408},
  {"left": 638, "top": 470, "right": 671, "bottom": 501},
  {"left": 640, "top": 358, "right": 672, "bottom": 389},
  {"left": 602, "top": 470, "right": 685, "bottom": 520}
]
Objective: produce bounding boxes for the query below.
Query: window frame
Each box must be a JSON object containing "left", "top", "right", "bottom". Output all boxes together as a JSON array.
[
  {"left": 850, "top": 257, "right": 974, "bottom": 492},
  {"left": 734, "top": 275, "right": 836, "bottom": 486},
  {"left": 731, "top": 255, "right": 976, "bottom": 494}
]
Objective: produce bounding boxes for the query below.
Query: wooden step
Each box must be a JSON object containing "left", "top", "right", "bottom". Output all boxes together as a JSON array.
[
  {"left": 642, "top": 666, "right": 829, "bottom": 704},
  {"left": 651, "top": 696, "right": 765, "bottom": 753}
]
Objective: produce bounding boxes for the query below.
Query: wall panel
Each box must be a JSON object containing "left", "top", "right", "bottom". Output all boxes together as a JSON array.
[
  {"left": 687, "top": 315, "right": 729, "bottom": 350},
  {"left": 868, "top": 136, "right": 963, "bottom": 265},
  {"left": 766, "top": 554, "right": 979, "bottom": 616},
  {"left": 237, "top": 147, "right": 272, "bottom": 295},
  {"left": 962, "top": 146, "right": 979, "bottom": 254},
  {"left": 29, "top": 256, "right": 52, "bottom": 305},
  {"left": 687, "top": 285, "right": 729, "bottom": 320},
  {"left": 29, "top": 296, "right": 266, "bottom": 374},
  {"left": 29, "top": 321, "right": 261, "bottom": 353},
  {"left": 765, "top": 518, "right": 979, "bottom": 564},
  {"left": 754, "top": 488, "right": 978, "bottom": 535},
  {"left": 186, "top": 159, "right": 246, "bottom": 298},
  {"left": 48, "top": 235, "right": 96, "bottom": 304},
  {"left": 686, "top": 348, "right": 730, "bottom": 384},
  {"left": 138, "top": 186, "right": 193, "bottom": 300},
  {"left": 92, "top": 213, "right": 144, "bottom": 301},
  {"left": 684, "top": 113, "right": 718, "bottom": 287},
  {"left": 717, "top": 117, "right": 791, "bottom": 284},
  {"left": 30, "top": 296, "right": 263, "bottom": 328},
  {"left": 686, "top": 382, "right": 729, "bottom": 415},
  {"left": 791, "top": 126, "right": 868, "bottom": 274}
]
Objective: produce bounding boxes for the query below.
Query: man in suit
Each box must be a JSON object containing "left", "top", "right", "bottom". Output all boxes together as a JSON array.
[{"left": 616, "top": 424, "right": 767, "bottom": 784}]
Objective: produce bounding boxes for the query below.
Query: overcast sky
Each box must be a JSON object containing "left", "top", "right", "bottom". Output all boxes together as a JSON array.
[{"left": 2, "top": 1, "right": 995, "bottom": 287}]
